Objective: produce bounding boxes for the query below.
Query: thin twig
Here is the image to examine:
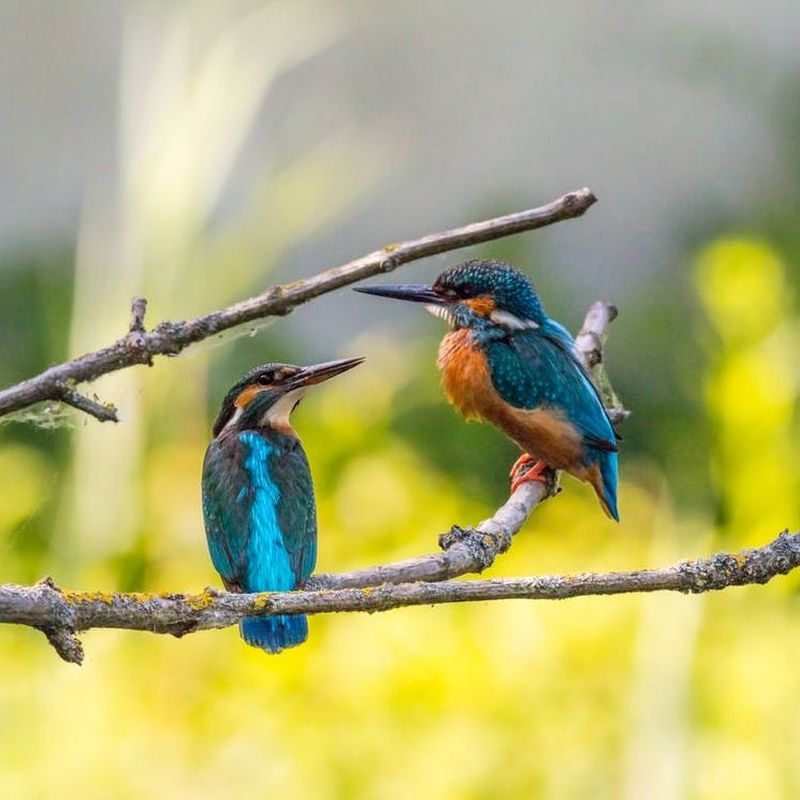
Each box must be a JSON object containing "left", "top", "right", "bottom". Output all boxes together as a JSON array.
[
  {"left": 129, "top": 297, "right": 148, "bottom": 334},
  {"left": 0, "top": 188, "right": 597, "bottom": 421},
  {"left": 3, "top": 530, "right": 797, "bottom": 664},
  {"left": 54, "top": 382, "right": 119, "bottom": 424},
  {"left": 575, "top": 300, "right": 630, "bottom": 424}
]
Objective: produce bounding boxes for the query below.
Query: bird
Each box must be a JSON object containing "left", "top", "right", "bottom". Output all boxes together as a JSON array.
[
  {"left": 355, "top": 259, "right": 619, "bottom": 520},
  {"left": 201, "top": 356, "right": 364, "bottom": 653}
]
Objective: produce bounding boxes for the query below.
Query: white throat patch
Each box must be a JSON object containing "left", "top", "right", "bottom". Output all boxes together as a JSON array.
[{"left": 260, "top": 387, "right": 307, "bottom": 430}]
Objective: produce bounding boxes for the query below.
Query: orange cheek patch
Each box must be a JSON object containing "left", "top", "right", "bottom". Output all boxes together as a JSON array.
[
  {"left": 234, "top": 385, "right": 266, "bottom": 408},
  {"left": 464, "top": 296, "right": 496, "bottom": 316}
]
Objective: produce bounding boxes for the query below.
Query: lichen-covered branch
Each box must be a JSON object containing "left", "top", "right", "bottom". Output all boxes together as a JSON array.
[
  {"left": 307, "top": 480, "right": 550, "bottom": 590},
  {"left": 3, "top": 530, "right": 798, "bottom": 664},
  {"left": 0, "top": 188, "right": 597, "bottom": 421}
]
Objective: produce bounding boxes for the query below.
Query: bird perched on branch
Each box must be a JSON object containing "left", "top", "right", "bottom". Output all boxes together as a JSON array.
[
  {"left": 356, "top": 260, "right": 619, "bottom": 520},
  {"left": 202, "top": 357, "right": 364, "bottom": 652}
]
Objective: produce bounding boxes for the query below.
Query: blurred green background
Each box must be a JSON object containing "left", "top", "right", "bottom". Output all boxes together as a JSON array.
[{"left": 2, "top": 2, "right": 800, "bottom": 798}]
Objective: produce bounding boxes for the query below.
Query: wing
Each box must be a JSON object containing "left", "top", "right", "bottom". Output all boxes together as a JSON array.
[
  {"left": 485, "top": 322, "right": 617, "bottom": 452},
  {"left": 201, "top": 435, "right": 252, "bottom": 590},
  {"left": 270, "top": 438, "right": 317, "bottom": 582}
]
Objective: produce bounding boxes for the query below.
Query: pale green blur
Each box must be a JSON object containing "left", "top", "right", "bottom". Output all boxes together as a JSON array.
[{"left": 2, "top": 4, "right": 800, "bottom": 799}]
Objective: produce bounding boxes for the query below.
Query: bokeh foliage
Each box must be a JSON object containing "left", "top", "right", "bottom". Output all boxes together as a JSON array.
[{"left": 2, "top": 4, "right": 800, "bottom": 799}]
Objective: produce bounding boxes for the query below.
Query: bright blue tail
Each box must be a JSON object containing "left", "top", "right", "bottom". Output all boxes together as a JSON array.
[
  {"left": 585, "top": 448, "right": 620, "bottom": 521},
  {"left": 240, "top": 614, "right": 308, "bottom": 653},
  {"left": 599, "top": 451, "right": 620, "bottom": 522}
]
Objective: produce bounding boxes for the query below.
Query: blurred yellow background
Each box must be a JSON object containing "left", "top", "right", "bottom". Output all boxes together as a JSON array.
[{"left": 2, "top": 3, "right": 800, "bottom": 798}]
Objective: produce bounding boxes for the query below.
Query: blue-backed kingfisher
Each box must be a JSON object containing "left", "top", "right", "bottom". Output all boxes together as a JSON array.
[
  {"left": 356, "top": 260, "right": 620, "bottom": 520},
  {"left": 202, "top": 357, "right": 363, "bottom": 653}
]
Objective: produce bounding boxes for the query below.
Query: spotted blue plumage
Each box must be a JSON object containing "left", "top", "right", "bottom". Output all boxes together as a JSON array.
[
  {"left": 202, "top": 427, "right": 316, "bottom": 652},
  {"left": 438, "top": 260, "right": 547, "bottom": 323}
]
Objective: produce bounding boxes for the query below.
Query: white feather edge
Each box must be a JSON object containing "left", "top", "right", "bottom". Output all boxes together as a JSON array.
[{"left": 489, "top": 310, "right": 539, "bottom": 330}]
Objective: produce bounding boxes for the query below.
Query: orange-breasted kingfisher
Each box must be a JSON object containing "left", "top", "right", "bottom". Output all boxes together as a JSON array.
[
  {"left": 356, "top": 259, "right": 620, "bottom": 520},
  {"left": 202, "top": 357, "right": 363, "bottom": 653}
]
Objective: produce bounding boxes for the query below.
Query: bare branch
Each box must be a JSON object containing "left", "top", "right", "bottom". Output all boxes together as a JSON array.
[
  {"left": 4, "top": 530, "right": 798, "bottom": 663},
  {"left": 0, "top": 188, "right": 596, "bottom": 421},
  {"left": 54, "top": 382, "right": 119, "bottom": 424},
  {"left": 41, "top": 624, "right": 85, "bottom": 665},
  {"left": 129, "top": 296, "right": 148, "bottom": 334},
  {"left": 308, "top": 481, "right": 549, "bottom": 590},
  {"left": 575, "top": 300, "right": 630, "bottom": 423}
]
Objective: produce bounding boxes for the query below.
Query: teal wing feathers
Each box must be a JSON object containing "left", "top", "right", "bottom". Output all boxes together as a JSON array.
[
  {"left": 484, "top": 322, "right": 618, "bottom": 452},
  {"left": 201, "top": 435, "right": 251, "bottom": 590}
]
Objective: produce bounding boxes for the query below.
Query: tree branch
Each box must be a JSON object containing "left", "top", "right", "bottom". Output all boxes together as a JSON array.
[
  {"left": 307, "top": 480, "right": 549, "bottom": 590},
  {"left": 575, "top": 300, "right": 630, "bottom": 424},
  {"left": 54, "top": 382, "right": 119, "bottom": 424},
  {"left": 0, "top": 187, "right": 597, "bottom": 421},
  {"left": 3, "top": 530, "right": 798, "bottom": 664}
]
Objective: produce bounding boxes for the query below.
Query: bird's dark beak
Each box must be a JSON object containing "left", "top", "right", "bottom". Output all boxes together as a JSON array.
[
  {"left": 289, "top": 356, "right": 365, "bottom": 389},
  {"left": 354, "top": 283, "right": 444, "bottom": 305}
]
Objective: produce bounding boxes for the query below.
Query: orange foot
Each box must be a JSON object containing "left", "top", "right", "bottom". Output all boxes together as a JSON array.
[{"left": 509, "top": 454, "right": 552, "bottom": 494}]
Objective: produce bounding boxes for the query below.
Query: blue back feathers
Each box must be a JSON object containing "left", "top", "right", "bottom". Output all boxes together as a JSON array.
[
  {"left": 202, "top": 427, "right": 316, "bottom": 652},
  {"left": 239, "top": 432, "right": 297, "bottom": 593}
]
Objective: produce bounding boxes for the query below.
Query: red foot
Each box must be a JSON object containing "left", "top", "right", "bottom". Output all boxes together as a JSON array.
[{"left": 510, "top": 454, "right": 550, "bottom": 494}]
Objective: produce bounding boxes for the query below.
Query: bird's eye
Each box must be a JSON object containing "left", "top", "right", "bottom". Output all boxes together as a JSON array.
[{"left": 257, "top": 373, "right": 272, "bottom": 386}]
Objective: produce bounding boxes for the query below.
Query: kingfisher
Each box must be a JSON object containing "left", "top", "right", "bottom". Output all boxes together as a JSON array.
[
  {"left": 201, "top": 357, "right": 364, "bottom": 653},
  {"left": 356, "top": 260, "right": 619, "bottom": 520}
]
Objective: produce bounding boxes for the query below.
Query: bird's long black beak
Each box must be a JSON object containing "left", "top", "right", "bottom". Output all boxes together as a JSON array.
[
  {"left": 289, "top": 356, "right": 364, "bottom": 389},
  {"left": 354, "top": 283, "right": 444, "bottom": 305}
]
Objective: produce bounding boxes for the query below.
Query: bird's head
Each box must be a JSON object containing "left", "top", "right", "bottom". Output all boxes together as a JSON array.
[
  {"left": 355, "top": 259, "right": 547, "bottom": 331},
  {"left": 212, "top": 357, "right": 364, "bottom": 437}
]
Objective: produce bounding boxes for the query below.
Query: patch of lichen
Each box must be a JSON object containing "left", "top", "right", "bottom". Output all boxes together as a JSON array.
[
  {"left": 251, "top": 595, "right": 272, "bottom": 610},
  {"left": 61, "top": 590, "right": 117, "bottom": 605},
  {"left": 60, "top": 589, "right": 167, "bottom": 606},
  {"left": 186, "top": 589, "right": 217, "bottom": 611}
]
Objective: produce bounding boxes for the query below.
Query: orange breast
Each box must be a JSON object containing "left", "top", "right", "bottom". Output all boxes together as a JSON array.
[
  {"left": 437, "top": 330, "right": 584, "bottom": 471},
  {"left": 438, "top": 330, "right": 495, "bottom": 420}
]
